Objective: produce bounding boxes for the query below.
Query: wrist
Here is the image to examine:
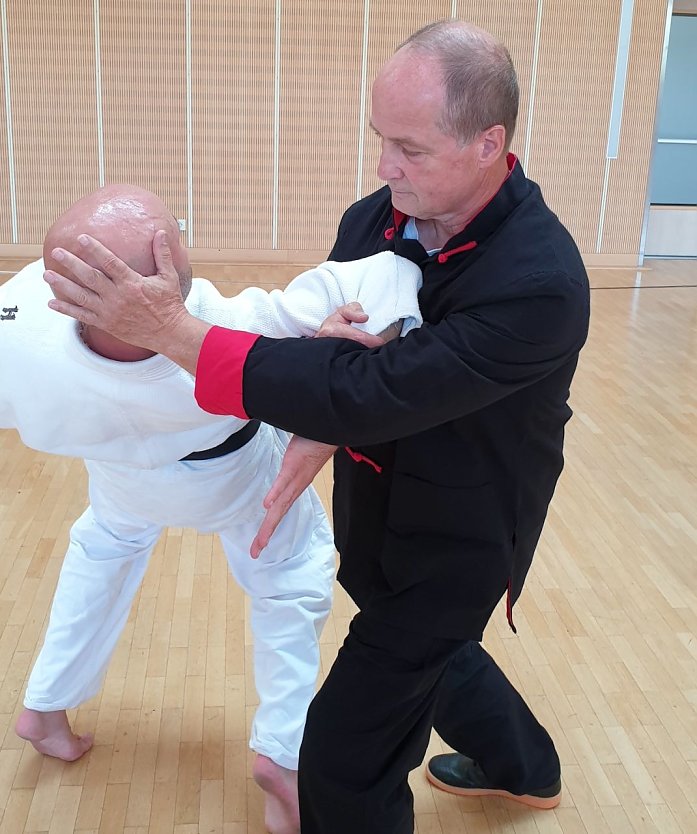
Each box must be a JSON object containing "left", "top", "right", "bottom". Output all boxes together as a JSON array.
[{"left": 154, "top": 311, "right": 212, "bottom": 376}]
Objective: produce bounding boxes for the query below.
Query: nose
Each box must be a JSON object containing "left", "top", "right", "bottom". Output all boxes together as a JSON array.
[{"left": 377, "top": 142, "right": 402, "bottom": 182}]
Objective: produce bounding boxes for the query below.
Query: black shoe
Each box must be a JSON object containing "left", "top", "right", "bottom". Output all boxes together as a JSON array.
[{"left": 426, "top": 754, "right": 562, "bottom": 809}]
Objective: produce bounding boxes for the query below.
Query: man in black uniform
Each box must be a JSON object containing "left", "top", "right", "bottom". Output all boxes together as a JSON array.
[{"left": 47, "top": 19, "right": 590, "bottom": 834}]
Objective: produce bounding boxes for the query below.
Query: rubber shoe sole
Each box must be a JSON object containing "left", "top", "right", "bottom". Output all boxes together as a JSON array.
[{"left": 425, "top": 759, "right": 562, "bottom": 810}]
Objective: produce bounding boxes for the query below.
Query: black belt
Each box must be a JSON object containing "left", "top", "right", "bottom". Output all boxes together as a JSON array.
[{"left": 180, "top": 419, "right": 261, "bottom": 461}]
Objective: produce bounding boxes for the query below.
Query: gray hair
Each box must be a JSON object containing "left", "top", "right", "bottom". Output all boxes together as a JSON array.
[{"left": 399, "top": 20, "right": 519, "bottom": 150}]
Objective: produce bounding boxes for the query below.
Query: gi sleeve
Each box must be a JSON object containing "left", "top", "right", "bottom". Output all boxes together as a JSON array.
[
  {"left": 194, "top": 270, "right": 589, "bottom": 446},
  {"left": 206, "top": 252, "right": 421, "bottom": 339}
]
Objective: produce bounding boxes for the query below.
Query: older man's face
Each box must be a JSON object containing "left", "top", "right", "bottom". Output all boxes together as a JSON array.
[{"left": 370, "top": 51, "right": 481, "bottom": 225}]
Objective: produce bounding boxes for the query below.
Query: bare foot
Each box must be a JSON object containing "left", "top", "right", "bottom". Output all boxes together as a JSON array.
[
  {"left": 252, "top": 754, "right": 300, "bottom": 834},
  {"left": 16, "top": 708, "right": 93, "bottom": 762}
]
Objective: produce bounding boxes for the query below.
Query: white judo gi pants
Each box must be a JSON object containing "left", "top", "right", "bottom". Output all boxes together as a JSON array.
[{"left": 24, "top": 424, "right": 335, "bottom": 771}]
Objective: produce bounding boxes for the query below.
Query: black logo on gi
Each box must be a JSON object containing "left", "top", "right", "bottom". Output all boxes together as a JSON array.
[{"left": 1, "top": 306, "right": 18, "bottom": 321}]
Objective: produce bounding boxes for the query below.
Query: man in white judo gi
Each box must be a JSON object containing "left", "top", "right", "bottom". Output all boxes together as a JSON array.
[{"left": 0, "top": 185, "right": 422, "bottom": 834}]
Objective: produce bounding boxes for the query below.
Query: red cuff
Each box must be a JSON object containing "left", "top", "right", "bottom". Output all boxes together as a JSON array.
[{"left": 194, "top": 326, "right": 261, "bottom": 417}]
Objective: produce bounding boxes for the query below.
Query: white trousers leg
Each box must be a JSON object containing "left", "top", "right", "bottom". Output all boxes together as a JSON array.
[
  {"left": 219, "top": 488, "right": 335, "bottom": 771},
  {"left": 24, "top": 425, "right": 335, "bottom": 769},
  {"left": 24, "top": 504, "right": 161, "bottom": 710}
]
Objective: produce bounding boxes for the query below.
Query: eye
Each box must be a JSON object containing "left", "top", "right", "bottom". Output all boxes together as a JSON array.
[{"left": 403, "top": 148, "right": 424, "bottom": 159}]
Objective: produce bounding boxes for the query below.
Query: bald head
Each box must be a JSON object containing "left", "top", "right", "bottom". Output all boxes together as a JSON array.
[
  {"left": 389, "top": 19, "right": 519, "bottom": 150},
  {"left": 44, "top": 185, "right": 192, "bottom": 361},
  {"left": 43, "top": 184, "right": 192, "bottom": 298}
]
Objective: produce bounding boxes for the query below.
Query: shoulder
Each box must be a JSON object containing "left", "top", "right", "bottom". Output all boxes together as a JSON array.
[
  {"left": 494, "top": 187, "right": 590, "bottom": 301},
  {"left": 330, "top": 187, "right": 393, "bottom": 262},
  {"left": 339, "top": 186, "right": 392, "bottom": 223},
  {"left": 2, "top": 258, "right": 45, "bottom": 288},
  {"left": 1, "top": 258, "right": 52, "bottom": 306},
  {"left": 1, "top": 259, "right": 67, "bottom": 342}
]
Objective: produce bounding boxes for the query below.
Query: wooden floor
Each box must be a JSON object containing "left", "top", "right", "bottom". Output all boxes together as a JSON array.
[{"left": 1, "top": 257, "right": 696, "bottom": 833}]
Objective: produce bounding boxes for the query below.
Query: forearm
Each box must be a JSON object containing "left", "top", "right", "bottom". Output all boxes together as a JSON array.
[
  {"left": 151, "top": 313, "right": 213, "bottom": 376},
  {"left": 194, "top": 277, "right": 586, "bottom": 445},
  {"left": 195, "top": 325, "right": 458, "bottom": 445}
]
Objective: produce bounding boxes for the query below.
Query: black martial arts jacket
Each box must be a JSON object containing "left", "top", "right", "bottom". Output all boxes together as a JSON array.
[{"left": 195, "top": 156, "right": 591, "bottom": 640}]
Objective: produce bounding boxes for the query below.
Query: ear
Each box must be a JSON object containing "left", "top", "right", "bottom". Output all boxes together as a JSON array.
[{"left": 478, "top": 125, "right": 507, "bottom": 167}]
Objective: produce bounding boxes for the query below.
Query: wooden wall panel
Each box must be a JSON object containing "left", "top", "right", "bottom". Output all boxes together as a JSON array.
[
  {"left": 191, "top": 2, "right": 275, "bottom": 249},
  {"left": 8, "top": 0, "right": 99, "bottom": 243},
  {"left": 276, "top": 0, "right": 365, "bottom": 251},
  {"left": 526, "top": 0, "right": 621, "bottom": 254},
  {"left": 100, "top": 1, "right": 187, "bottom": 224},
  {"left": 0, "top": 28, "right": 12, "bottom": 244},
  {"left": 359, "top": 0, "right": 452, "bottom": 200},
  {"left": 602, "top": 0, "right": 669, "bottom": 254},
  {"left": 0, "top": 1, "right": 675, "bottom": 263}
]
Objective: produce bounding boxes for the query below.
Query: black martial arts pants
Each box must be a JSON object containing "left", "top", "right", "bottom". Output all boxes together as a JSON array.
[{"left": 298, "top": 609, "right": 560, "bottom": 834}]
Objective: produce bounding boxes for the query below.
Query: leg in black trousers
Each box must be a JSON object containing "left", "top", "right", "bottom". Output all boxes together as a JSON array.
[
  {"left": 431, "top": 641, "right": 560, "bottom": 793},
  {"left": 298, "top": 608, "right": 464, "bottom": 834}
]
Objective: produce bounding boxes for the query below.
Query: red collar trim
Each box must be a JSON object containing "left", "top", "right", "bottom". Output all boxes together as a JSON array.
[
  {"left": 437, "top": 240, "right": 477, "bottom": 263},
  {"left": 384, "top": 208, "right": 407, "bottom": 240}
]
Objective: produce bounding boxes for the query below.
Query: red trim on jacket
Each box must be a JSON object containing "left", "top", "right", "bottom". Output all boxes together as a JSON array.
[
  {"left": 437, "top": 241, "right": 477, "bottom": 263},
  {"left": 194, "top": 326, "right": 260, "bottom": 418},
  {"left": 344, "top": 446, "right": 383, "bottom": 473},
  {"left": 506, "top": 578, "right": 518, "bottom": 634},
  {"left": 384, "top": 208, "right": 407, "bottom": 240}
]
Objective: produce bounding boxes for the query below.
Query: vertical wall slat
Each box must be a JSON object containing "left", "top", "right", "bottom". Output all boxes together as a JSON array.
[
  {"left": 522, "top": 0, "right": 544, "bottom": 171},
  {"left": 355, "top": 0, "right": 372, "bottom": 202},
  {"left": 93, "top": 0, "right": 105, "bottom": 187},
  {"left": 0, "top": 1, "right": 14, "bottom": 244}
]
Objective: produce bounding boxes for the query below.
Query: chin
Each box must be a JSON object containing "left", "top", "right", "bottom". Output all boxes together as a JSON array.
[{"left": 389, "top": 190, "right": 416, "bottom": 215}]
